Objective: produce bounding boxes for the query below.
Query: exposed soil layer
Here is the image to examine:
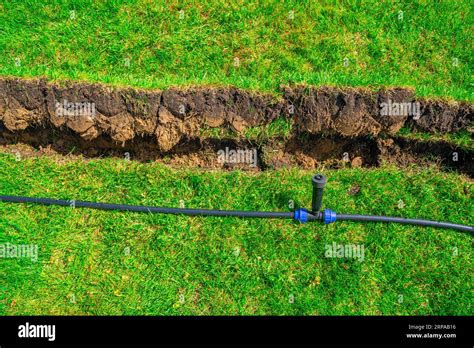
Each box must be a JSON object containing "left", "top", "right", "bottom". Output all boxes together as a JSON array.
[
  {"left": 0, "top": 77, "right": 472, "bottom": 175},
  {"left": 1, "top": 125, "right": 472, "bottom": 176},
  {"left": 1, "top": 78, "right": 472, "bottom": 146}
]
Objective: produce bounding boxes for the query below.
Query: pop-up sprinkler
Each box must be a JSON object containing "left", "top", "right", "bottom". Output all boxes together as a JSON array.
[
  {"left": 291, "top": 174, "right": 474, "bottom": 233},
  {"left": 0, "top": 174, "right": 472, "bottom": 233}
]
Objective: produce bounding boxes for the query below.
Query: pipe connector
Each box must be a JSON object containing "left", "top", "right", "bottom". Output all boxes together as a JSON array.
[
  {"left": 323, "top": 209, "right": 337, "bottom": 224},
  {"left": 294, "top": 208, "right": 309, "bottom": 223}
]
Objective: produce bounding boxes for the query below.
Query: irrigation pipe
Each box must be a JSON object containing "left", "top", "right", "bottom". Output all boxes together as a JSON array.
[{"left": 0, "top": 174, "right": 472, "bottom": 234}]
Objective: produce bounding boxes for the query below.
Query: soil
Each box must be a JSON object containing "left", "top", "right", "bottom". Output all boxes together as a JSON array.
[
  {"left": 0, "top": 77, "right": 472, "bottom": 175},
  {"left": 1, "top": 124, "right": 472, "bottom": 176}
]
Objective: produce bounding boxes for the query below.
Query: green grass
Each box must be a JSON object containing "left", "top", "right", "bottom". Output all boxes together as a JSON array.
[
  {"left": 0, "top": 0, "right": 472, "bottom": 100},
  {"left": 396, "top": 127, "right": 473, "bottom": 150},
  {"left": 200, "top": 116, "right": 294, "bottom": 142},
  {"left": 0, "top": 152, "right": 472, "bottom": 315}
]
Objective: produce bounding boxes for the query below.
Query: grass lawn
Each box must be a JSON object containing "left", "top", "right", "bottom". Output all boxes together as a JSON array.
[
  {"left": 0, "top": 0, "right": 472, "bottom": 317},
  {"left": 0, "top": 0, "right": 472, "bottom": 100},
  {"left": 0, "top": 152, "right": 472, "bottom": 315}
]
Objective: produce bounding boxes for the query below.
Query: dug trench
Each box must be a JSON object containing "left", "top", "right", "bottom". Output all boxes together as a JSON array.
[{"left": 0, "top": 78, "right": 472, "bottom": 175}]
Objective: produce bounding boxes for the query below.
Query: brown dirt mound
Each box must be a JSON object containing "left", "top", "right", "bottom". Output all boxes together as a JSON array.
[
  {"left": 1, "top": 77, "right": 472, "bottom": 176},
  {"left": 1, "top": 78, "right": 472, "bottom": 152}
]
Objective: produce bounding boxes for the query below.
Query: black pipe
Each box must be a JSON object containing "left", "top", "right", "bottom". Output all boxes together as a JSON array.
[
  {"left": 0, "top": 195, "right": 472, "bottom": 233},
  {"left": 336, "top": 214, "right": 473, "bottom": 233},
  {"left": 311, "top": 174, "right": 326, "bottom": 212},
  {"left": 0, "top": 195, "right": 293, "bottom": 219}
]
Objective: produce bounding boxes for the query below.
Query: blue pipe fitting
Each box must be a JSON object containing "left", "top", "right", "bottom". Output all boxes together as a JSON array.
[
  {"left": 293, "top": 208, "right": 309, "bottom": 223},
  {"left": 323, "top": 209, "right": 337, "bottom": 224}
]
